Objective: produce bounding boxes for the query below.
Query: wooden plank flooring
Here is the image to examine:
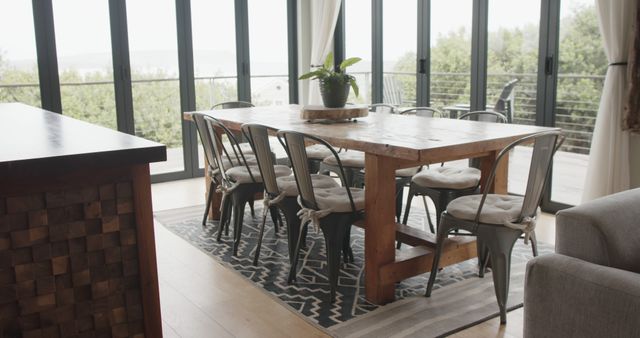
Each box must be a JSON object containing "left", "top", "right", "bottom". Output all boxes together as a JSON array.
[{"left": 152, "top": 178, "right": 556, "bottom": 337}]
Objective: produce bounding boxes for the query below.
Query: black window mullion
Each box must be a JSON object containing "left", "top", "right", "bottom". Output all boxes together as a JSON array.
[
  {"left": 176, "top": 0, "right": 198, "bottom": 177},
  {"left": 235, "top": 0, "right": 251, "bottom": 102},
  {"left": 371, "top": 0, "right": 383, "bottom": 103},
  {"left": 108, "top": 0, "right": 135, "bottom": 134},
  {"left": 333, "top": 1, "right": 345, "bottom": 69},
  {"left": 470, "top": 0, "right": 488, "bottom": 112},
  {"left": 417, "top": 0, "right": 430, "bottom": 107},
  {"left": 287, "top": 0, "right": 299, "bottom": 104},
  {"left": 32, "top": 0, "right": 61, "bottom": 113}
]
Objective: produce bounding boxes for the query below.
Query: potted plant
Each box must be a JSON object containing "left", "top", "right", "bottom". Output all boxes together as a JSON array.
[{"left": 299, "top": 52, "right": 361, "bottom": 108}]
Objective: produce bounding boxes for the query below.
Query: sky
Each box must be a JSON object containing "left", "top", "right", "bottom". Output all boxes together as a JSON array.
[{"left": 0, "top": 0, "right": 594, "bottom": 70}]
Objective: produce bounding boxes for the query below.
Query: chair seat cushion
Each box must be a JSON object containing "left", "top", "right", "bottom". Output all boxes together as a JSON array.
[
  {"left": 447, "top": 194, "right": 524, "bottom": 225},
  {"left": 276, "top": 174, "right": 340, "bottom": 197},
  {"left": 209, "top": 155, "right": 258, "bottom": 175},
  {"left": 396, "top": 166, "right": 421, "bottom": 177},
  {"left": 322, "top": 151, "right": 365, "bottom": 168},
  {"left": 226, "top": 165, "right": 291, "bottom": 184},
  {"left": 412, "top": 166, "right": 481, "bottom": 189},
  {"left": 315, "top": 186, "right": 365, "bottom": 213},
  {"left": 306, "top": 144, "right": 333, "bottom": 160},
  {"left": 222, "top": 142, "right": 254, "bottom": 155}
]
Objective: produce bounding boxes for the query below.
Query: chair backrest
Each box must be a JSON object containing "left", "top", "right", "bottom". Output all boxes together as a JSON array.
[
  {"left": 475, "top": 130, "right": 565, "bottom": 223},
  {"left": 241, "top": 124, "right": 279, "bottom": 195},
  {"left": 369, "top": 103, "right": 397, "bottom": 114},
  {"left": 193, "top": 113, "right": 217, "bottom": 170},
  {"left": 277, "top": 130, "right": 357, "bottom": 213},
  {"left": 399, "top": 107, "right": 444, "bottom": 118},
  {"left": 458, "top": 110, "right": 508, "bottom": 123},
  {"left": 493, "top": 79, "right": 519, "bottom": 123},
  {"left": 383, "top": 75, "right": 403, "bottom": 105},
  {"left": 203, "top": 115, "right": 258, "bottom": 183},
  {"left": 212, "top": 101, "right": 255, "bottom": 110}
]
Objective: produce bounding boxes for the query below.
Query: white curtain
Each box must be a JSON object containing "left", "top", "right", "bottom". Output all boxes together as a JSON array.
[
  {"left": 582, "top": 0, "right": 636, "bottom": 202},
  {"left": 303, "top": 0, "right": 342, "bottom": 105}
]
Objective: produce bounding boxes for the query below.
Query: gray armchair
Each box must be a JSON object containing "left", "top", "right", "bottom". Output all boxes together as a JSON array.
[{"left": 524, "top": 188, "right": 640, "bottom": 338}]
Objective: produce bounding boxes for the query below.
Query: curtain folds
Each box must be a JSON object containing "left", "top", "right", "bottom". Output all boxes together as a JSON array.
[
  {"left": 624, "top": 3, "right": 640, "bottom": 132},
  {"left": 582, "top": 0, "right": 637, "bottom": 202},
  {"left": 306, "top": 0, "right": 342, "bottom": 105}
]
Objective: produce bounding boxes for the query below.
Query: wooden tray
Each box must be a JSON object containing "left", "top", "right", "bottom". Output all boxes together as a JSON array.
[{"left": 301, "top": 105, "right": 368, "bottom": 122}]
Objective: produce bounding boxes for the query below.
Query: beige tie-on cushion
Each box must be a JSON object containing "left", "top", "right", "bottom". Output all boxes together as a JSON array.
[
  {"left": 395, "top": 166, "right": 421, "bottom": 177},
  {"left": 306, "top": 144, "right": 333, "bottom": 160},
  {"left": 412, "top": 166, "right": 481, "bottom": 189},
  {"left": 226, "top": 165, "right": 291, "bottom": 184},
  {"left": 221, "top": 142, "right": 254, "bottom": 155},
  {"left": 209, "top": 155, "right": 258, "bottom": 175},
  {"left": 322, "top": 151, "right": 365, "bottom": 168},
  {"left": 314, "top": 186, "right": 365, "bottom": 213},
  {"left": 447, "top": 194, "right": 524, "bottom": 225},
  {"left": 276, "top": 174, "right": 339, "bottom": 197}
]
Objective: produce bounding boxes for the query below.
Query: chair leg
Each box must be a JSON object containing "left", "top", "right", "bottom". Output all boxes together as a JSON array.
[
  {"left": 477, "top": 237, "right": 489, "bottom": 278},
  {"left": 342, "top": 225, "right": 354, "bottom": 263},
  {"left": 481, "top": 227, "right": 521, "bottom": 324},
  {"left": 203, "top": 181, "right": 215, "bottom": 226},
  {"left": 395, "top": 181, "right": 405, "bottom": 223},
  {"left": 422, "top": 196, "right": 436, "bottom": 234},
  {"left": 232, "top": 198, "right": 247, "bottom": 256},
  {"left": 217, "top": 196, "right": 231, "bottom": 242},
  {"left": 248, "top": 197, "right": 255, "bottom": 217},
  {"left": 398, "top": 188, "right": 416, "bottom": 250},
  {"left": 288, "top": 221, "right": 309, "bottom": 283},
  {"left": 425, "top": 222, "right": 451, "bottom": 297},
  {"left": 224, "top": 197, "right": 232, "bottom": 236},
  {"left": 529, "top": 230, "right": 539, "bottom": 257},
  {"left": 253, "top": 212, "right": 269, "bottom": 266},
  {"left": 322, "top": 222, "right": 347, "bottom": 303},
  {"left": 269, "top": 206, "right": 279, "bottom": 233}
]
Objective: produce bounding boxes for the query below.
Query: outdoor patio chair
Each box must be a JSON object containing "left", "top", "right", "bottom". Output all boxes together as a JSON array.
[
  {"left": 278, "top": 130, "right": 364, "bottom": 302},
  {"left": 401, "top": 110, "right": 509, "bottom": 234},
  {"left": 193, "top": 113, "right": 260, "bottom": 227},
  {"left": 241, "top": 124, "right": 339, "bottom": 270},
  {"left": 425, "top": 130, "right": 564, "bottom": 324},
  {"left": 492, "top": 79, "right": 519, "bottom": 123},
  {"left": 201, "top": 115, "right": 291, "bottom": 256}
]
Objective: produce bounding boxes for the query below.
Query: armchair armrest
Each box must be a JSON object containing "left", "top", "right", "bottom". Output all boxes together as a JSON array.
[
  {"left": 524, "top": 254, "right": 640, "bottom": 338},
  {"left": 555, "top": 188, "right": 640, "bottom": 273}
]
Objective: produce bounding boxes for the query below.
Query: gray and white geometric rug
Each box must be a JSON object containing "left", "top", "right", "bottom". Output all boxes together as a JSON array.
[{"left": 154, "top": 204, "right": 550, "bottom": 335}]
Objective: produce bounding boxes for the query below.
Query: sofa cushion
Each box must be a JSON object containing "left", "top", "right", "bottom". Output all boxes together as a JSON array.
[{"left": 556, "top": 188, "right": 640, "bottom": 273}]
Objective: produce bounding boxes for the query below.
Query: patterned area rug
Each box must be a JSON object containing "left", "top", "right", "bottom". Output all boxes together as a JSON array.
[{"left": 154, "top": 204, "right": 550, "bottom": 335}]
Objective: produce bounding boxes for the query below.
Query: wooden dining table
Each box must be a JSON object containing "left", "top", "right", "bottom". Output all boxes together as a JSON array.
[{"left": 183, "top": 105, "right": 556, "bottom": 305}]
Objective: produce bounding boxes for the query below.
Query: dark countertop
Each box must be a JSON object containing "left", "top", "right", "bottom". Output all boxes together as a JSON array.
[{"left": 0, "top": 103, "right": 166, "bottom": 176}]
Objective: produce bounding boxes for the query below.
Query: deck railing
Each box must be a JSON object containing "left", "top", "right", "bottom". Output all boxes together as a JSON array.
[{"left": 1, "top": 71, "right": 602, "bottom": 154}]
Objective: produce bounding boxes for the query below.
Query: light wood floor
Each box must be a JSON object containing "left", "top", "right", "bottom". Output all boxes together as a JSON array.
[{"left": 152, "top": 178, "right": 556, "bottom": 338}]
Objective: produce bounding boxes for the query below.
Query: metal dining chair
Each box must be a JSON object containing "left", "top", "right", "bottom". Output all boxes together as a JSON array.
[
  {"left": 241, "top": 124, "right": 339, "bottom": 269},
  {"left": 202, "top": 115, "right": 291, "bottom": 256},
  {"left": 278, "top": 130, "right": 364, "bottom": 302},
  {"left": 193, "top": 113, "right": 261, "bottom": 228},
  {"left": 425, "top": 130, "right": 564, "bottom": 324},
  {"left": 401, "top": 110, "right": 508, "bottom": 234},
  {"left": 211, "top": 100, "right": 255, "bottom": 110},
  {"left": 369, "top": 103, "right": 398, "bottom": 114},
  {"left": 398, "top": 106, "right": 445, "bottom": 117}
]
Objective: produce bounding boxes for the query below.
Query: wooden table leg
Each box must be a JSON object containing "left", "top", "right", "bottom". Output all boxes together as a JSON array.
[
  {"left": 479, "top": 150, "right": 509, "bottom": 194},
  {"left": 364, "top": 153, "right": 397, "bottom": 304}
]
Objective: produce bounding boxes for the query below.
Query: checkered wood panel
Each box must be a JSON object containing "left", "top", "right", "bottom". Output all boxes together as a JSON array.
[{"left": 0, "top": 182, "right": 145, "bottom": 338}]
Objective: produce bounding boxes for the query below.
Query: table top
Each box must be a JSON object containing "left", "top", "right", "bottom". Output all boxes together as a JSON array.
[
  {"left": 184, "top": 105, "right": 557, "bottom": 163},
  {"left": 0, "top": 103, "right": 166, "bottom": 174}
]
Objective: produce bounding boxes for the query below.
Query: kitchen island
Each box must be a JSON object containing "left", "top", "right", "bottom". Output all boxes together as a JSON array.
[{"left": 0, "top": 103, "right": 166, "bottom": 337}]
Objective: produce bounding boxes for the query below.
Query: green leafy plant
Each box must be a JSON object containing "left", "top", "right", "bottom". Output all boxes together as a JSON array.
[{"left": 299, "top": 52, "right": 362, "bottom": 97}]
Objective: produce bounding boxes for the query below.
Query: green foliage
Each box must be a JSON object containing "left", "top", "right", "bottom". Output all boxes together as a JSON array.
[{"left": 299, "top": 52, "right": 362, "bottom": 97}]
